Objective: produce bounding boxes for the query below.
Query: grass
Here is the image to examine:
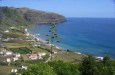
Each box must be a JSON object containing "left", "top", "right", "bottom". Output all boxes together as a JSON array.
[
  {"left": 4, "top": 42, "right": 30, "bottom": 48},
  {"left": 2, "top": 31, "right": 26, "bottom": 39},
  {"left": 0, "top": 66, "right": 18, "bottom": 75},
  {"left": 29, "top": 47, "right": 50, "bottom": 53},
  {"left": 53, "top": 51, "right": 83, "bottom": 62}
]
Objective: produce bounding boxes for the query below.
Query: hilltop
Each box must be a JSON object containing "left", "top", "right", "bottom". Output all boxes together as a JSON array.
[{"left": 0, "top": 6, "right": 65, "bottom": 30}]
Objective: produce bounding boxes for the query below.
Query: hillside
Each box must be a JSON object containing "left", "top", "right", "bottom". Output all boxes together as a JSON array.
[{"left": 0, "top": 6, "right": 65, "bottom": 30}]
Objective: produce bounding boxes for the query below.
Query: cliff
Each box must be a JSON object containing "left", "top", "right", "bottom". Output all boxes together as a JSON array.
[{"left": 0, "top": 7, "right": 65, "bottom": 30}]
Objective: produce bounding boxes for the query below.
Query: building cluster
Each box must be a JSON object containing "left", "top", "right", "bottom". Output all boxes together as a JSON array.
[{"left": 0, "top": 48, "right": 21, "bottom": 63}]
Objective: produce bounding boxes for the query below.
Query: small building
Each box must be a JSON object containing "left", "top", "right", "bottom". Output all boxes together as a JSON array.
[
  {"left": 0, "top": 55, "right": 13, "bottom": 63},
  {"left": 29, "top": 53, "right": 38, "bottom": 60},
  {"left": 11, "top": 69, "right": 17, "bottom": 73},
  {"left": 13, "top": 57, "right": 19, "bottom": 61},
  {"left": 6, "top": 58, "right": 11, "bottom": 63},
  {"left": 95, "top": 56, "right": 103, "bottom": 60},
  {"left": 32, "top": 44, "right": 38, "bottom": 48},
  {"left": 52, "top": 51, "right": 57, "bottom": 54},
  {"left": 0, "top": 51, "right": 4, "bottom": 55},
  {"left": 5, "top": 51, "right": 12, "bottom": 55},
  {"left": 26, "top": 33, "right": 29, "bottom": 36},
  {"left": 21, "top": 66, "right": 27, "bottom": 70},
  {"left": 38, "top": 52, "right": 46, "bottom": 59},
  {"left": 10, "top": 27, "right": 15, "bottom": 29},
  {"left": 15, "top": 53, "right": 21, "bottom": 58},
  {"left": 38, "top": 52, "right": 46, "bottom": 56},
  {"left": 25, "top": 29, "right": 27, "bottom": 32},
  {"left": 4, "top": 30, "right": 9, "bottom": 33}
]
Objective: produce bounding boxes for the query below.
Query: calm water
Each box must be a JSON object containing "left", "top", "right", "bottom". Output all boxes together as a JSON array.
[{"left": 28, "top": 18, "right": 115, "bottom": 58}]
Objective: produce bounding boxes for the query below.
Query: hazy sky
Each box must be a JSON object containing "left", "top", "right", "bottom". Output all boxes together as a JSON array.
[{"left": 0, "top": 0, "right": 115, "bottom": 18}]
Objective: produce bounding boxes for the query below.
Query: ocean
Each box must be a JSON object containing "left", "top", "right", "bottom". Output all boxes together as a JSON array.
[{"left": 28, "top": 18, "right": 115, "bottom": 58}]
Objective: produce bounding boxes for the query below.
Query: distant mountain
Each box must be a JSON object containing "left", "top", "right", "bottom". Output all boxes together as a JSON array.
[{"left": 0, "top": 6, "right": 65, "bottom": 30}]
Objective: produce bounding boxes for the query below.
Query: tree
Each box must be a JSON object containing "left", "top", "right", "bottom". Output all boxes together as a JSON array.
[
  {"left": 79, "top": 55, "right": 97, "bottom": 75},
  {"left": 48, "top": 60, "right": 79, "bottom": 75},
  {"left": 101, "top": 56, "right": 114, "bottom": 75},
  {"left": 46, "top": 22, "right": 60, "bottom": 60},
  {"left": 79, "top": 55, "right": 115, "bottom": 75},
  {"left": 19, "top": 62, "right": 56, "bottom": 75}
]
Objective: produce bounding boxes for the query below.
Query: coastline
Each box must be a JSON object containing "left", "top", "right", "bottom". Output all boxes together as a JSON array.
[
  {"left": 27, "top": 30, "right": 104, "bottom": 60},
  {"left": 27, "top": 31, "right": 104, "bottom": 60}
]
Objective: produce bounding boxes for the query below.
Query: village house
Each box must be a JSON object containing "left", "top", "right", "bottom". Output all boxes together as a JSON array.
[
  {"left": 11, "top": 69, "right": 18, "bottom": 73},
  {"left": 0, "top": 51, "right": 4, "bottom": 55},
  {"left": 0, "top": 55, "right": 20, "bottom": 63},
  {"left": 15, "top": 53, "right": 21, "bottom": 58},
  {"left": 52, "top": 51, "right": 57, "bottom": 54},
  {"left": 21, "top": 65, "right": 27, "bottom": 70},
  {"left": 0, "top": 48, "right": 12, "bottom": 56},
  {"left": 0, "top": 49, "right": 4, "bottom": 55},
  {"left": 4, "top": 30, "right": 9, "bottom": 33},
  {"left": 38, "top": 52, "right": 46, "bottom": 56},
  {"left": 0, "top": 55, "right": 13, "bottom": 63},
  {"left": 2, "top": 37, "right": 24, "bottom": 42},
  {"left": 31, "top": 44, "right": 38, "bottom": 48},
  {"left": 0, "top": 48, "right": 21, "bottom": 63},
  {"left": 10, "top": 27, "right": 15, "bottom": 29},
  {"left": 38, "top": 52, "right": 46, "bottom": 59},
  {"left": 26, "top": 32, "right": 30, "bottom": 36},
  {"left": 95, "top": 56, "right": 104, "bottom": 60},
  {"left": 29, "top": 53, "right": 38, "bottom": 60},
  {"left": 13, "top": 57, "right": 19, "bottom": 61},
  {"left": 5, "top": 51, "right": 13, "bottom": 56}
]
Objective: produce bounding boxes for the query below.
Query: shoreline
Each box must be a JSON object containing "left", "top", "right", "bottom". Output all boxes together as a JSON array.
[{"left": 27, "top": 30, "right": 104, "bottom": 60}]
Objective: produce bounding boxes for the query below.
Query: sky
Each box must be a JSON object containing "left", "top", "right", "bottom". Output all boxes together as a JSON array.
[{"left": 0, "top": 0, "right": 115, "bottom": 18}]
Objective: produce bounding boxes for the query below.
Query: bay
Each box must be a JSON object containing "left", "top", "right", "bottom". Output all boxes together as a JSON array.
[{"left": 28, "top": 18, "right": 115, "bottom": 58}]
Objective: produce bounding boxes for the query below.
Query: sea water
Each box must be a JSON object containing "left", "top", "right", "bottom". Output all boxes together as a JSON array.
[{"left": 28, "top": 18, "right": 115, "bottom": 58}]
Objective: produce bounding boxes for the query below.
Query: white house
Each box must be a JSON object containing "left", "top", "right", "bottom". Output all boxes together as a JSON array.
[
  {"left": 4, "top": 30, "right": 9, "bottom": 33},
  {"left": 6, "top": 58, "right": 11, "bottom": 63},
  {"left": 38, "top": 52, "right": 46, "bottom": 56},
  {"left": 52, "top": 51, "right": 57, "bottom": 54},
  {"left": 10, "top": 27, "right": 15, "bottom": 29},
  {"left": 25, "top": 29, "right": 27, "bottom": 32},
  {"left": 11, "top": 69, "right": 17, "bottom": 73},
  {"left": 21, "top": 66, "right": 27, "bottom": 70},
  {"left": 38, "top": 52, "right": 46, "bottom": 59},
  {"left": 26, "top": 33, "right": 29, "bottom": 36},
  {"left": 5, "top": 51, "right": 12, "bottom": 55},
  {"left": 15, "top": 53, "right": 21, "bottom": 58},
  {"left": 0, "top": 51, "right": 4, "bottom": 54},
  {"left": 13, "top": 57, "right": 19, "bottom": 61},
  {"left": 95, "top": 56, "right": 103, "bottom": 60}
]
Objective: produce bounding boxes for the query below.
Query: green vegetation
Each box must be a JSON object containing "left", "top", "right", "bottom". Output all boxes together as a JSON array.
[
  {"left": 10, "top": 47, "right": 32, "bottom": 54},
  {"left": 79, "top": 55, "right": 115, "bottom": 75},
  {"left": 48, "top": 60, "right": 79, "bottom": 75},
  {"left": 4, "top": 42, "right": 30, "bottom": 48},
  {"left": 53, "top": 51, "right": 83, "bottom": 62},
  {"left": 0, "top": 6, "right": 65, "bottom": 30},
  {"left": 18, "top": 61, "right": 79, "bottom": 75},
  {"left": 19, "top": 62, "right": 56, "bottom": 75},
  {"left": 17, "top": 55, "right": 115, "bottom": 75}
]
